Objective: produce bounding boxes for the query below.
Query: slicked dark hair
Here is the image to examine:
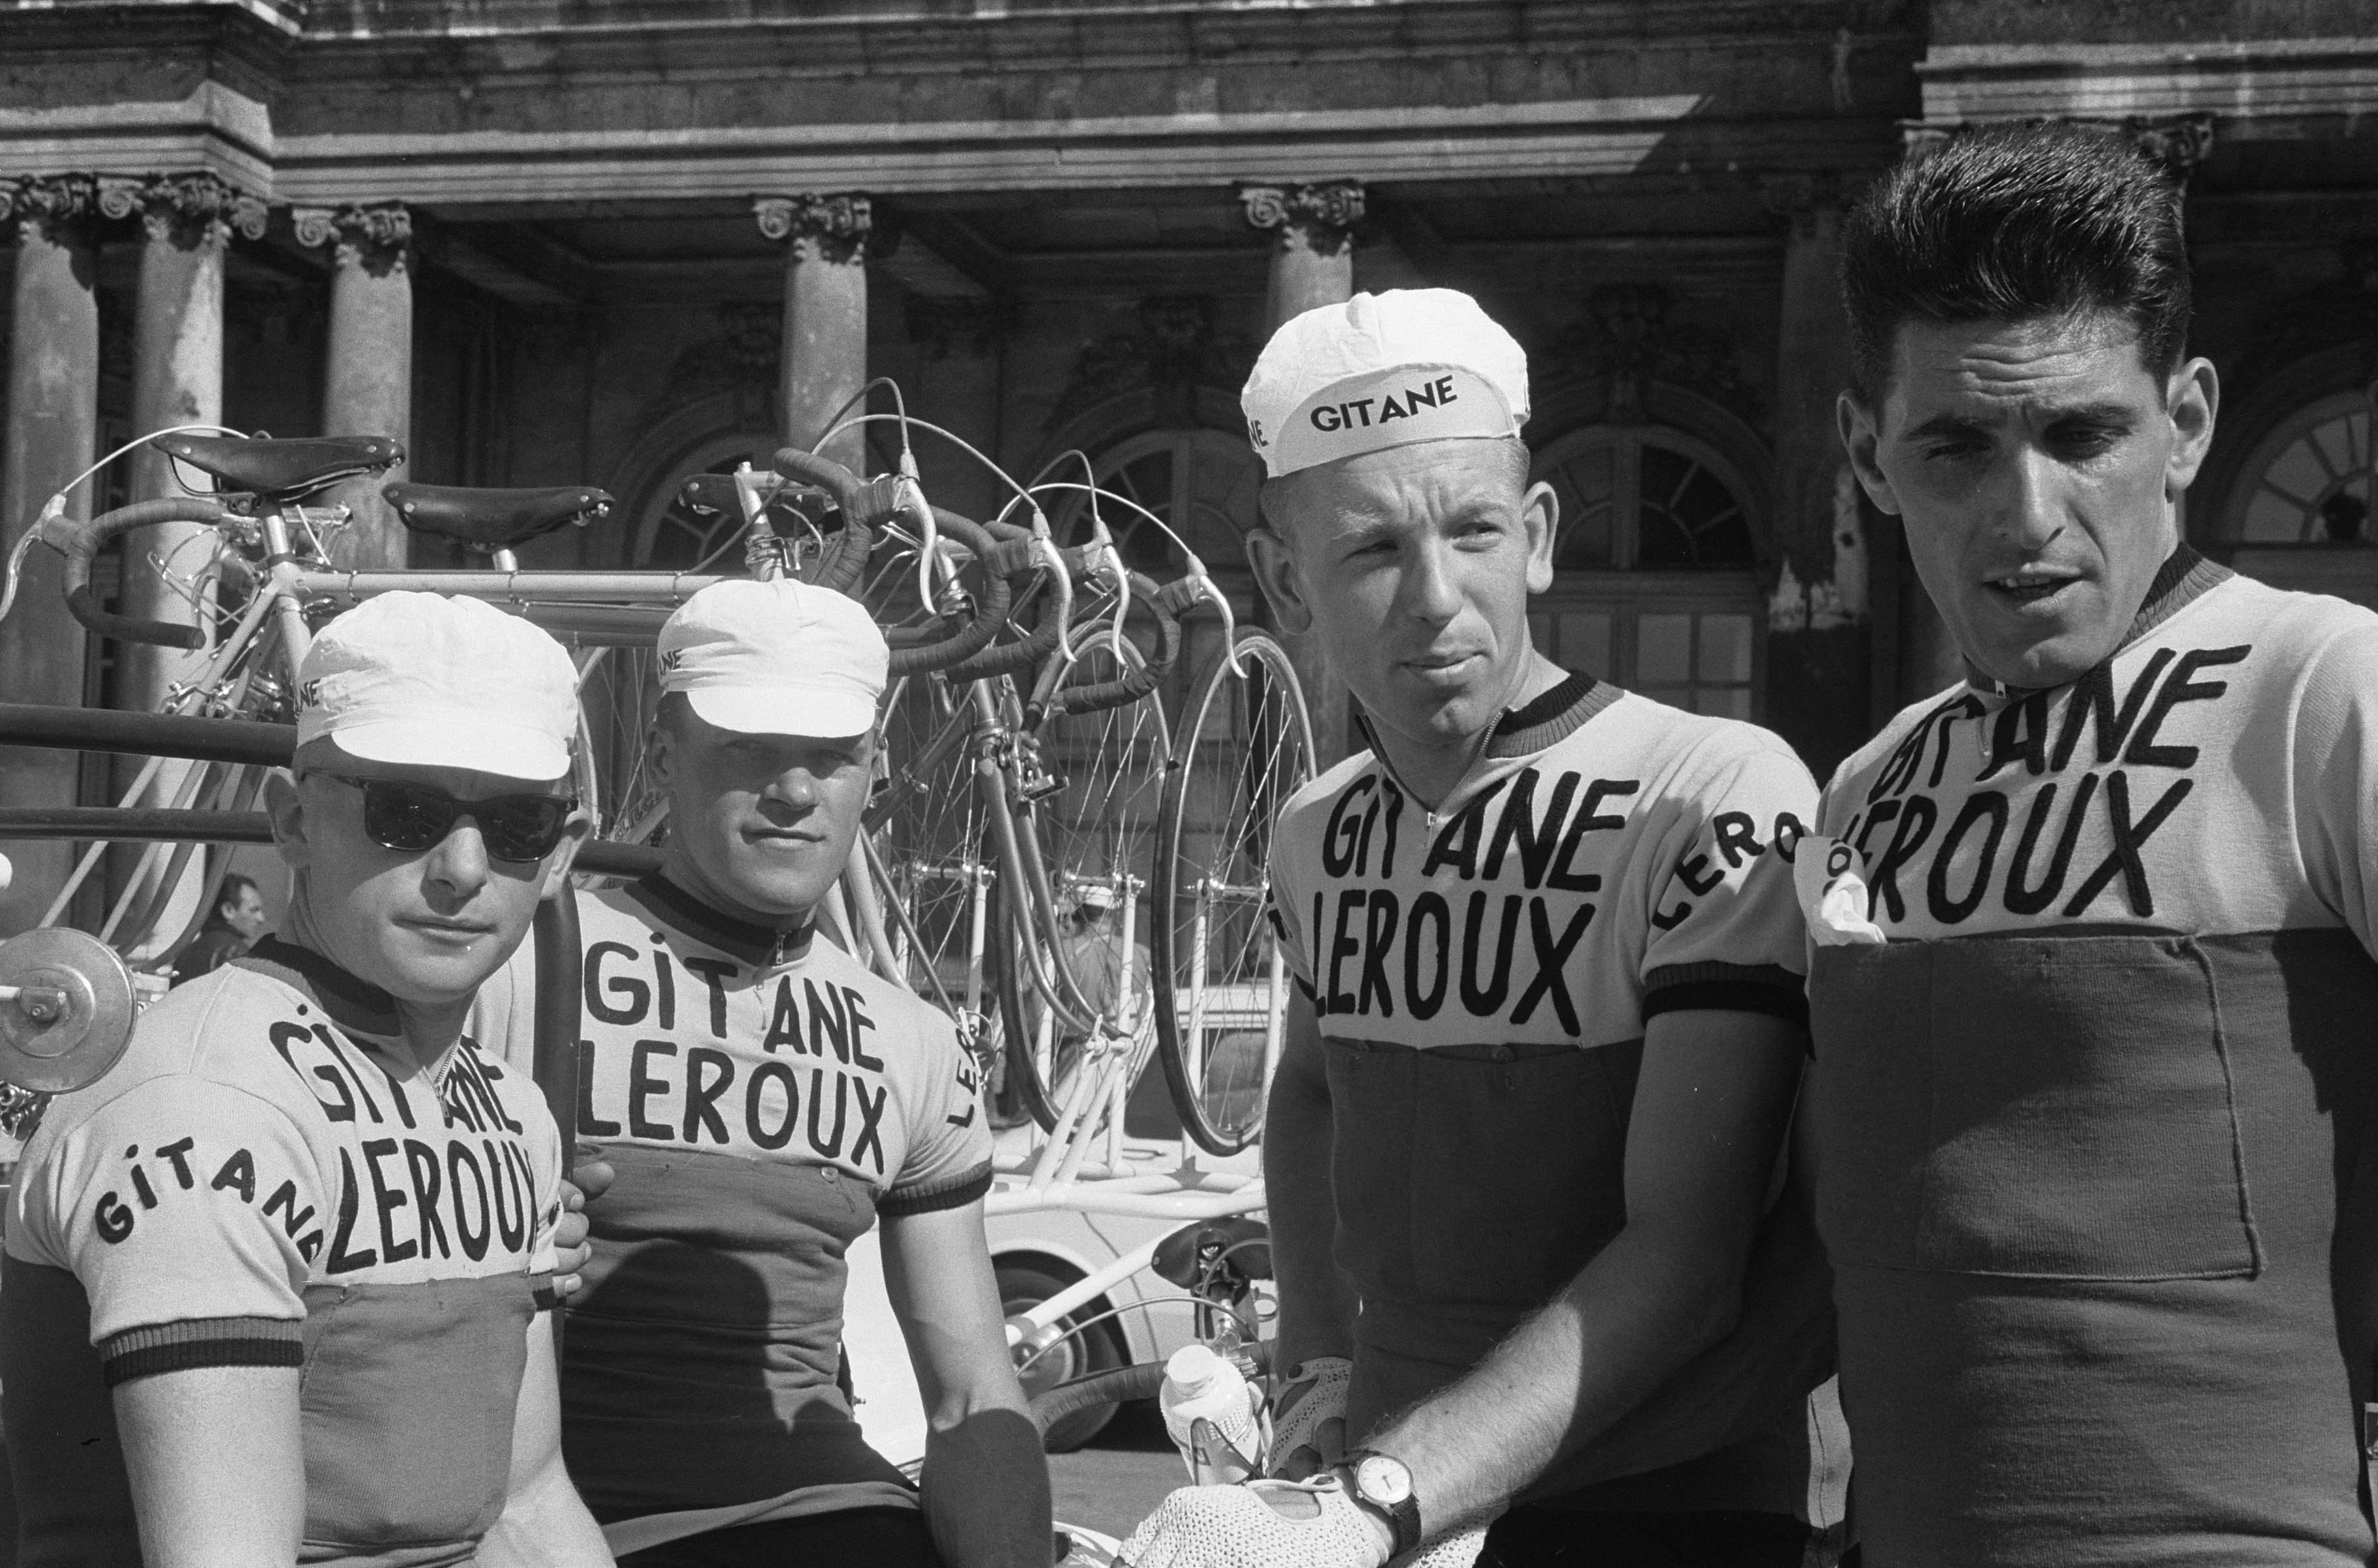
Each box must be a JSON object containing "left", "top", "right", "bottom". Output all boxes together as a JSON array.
[{"left": 1841, "top": 122, "right": 2192, "bottom": 402}]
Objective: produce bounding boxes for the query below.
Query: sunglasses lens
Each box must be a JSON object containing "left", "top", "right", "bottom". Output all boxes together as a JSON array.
[
  {"left": 478, "top": 796, "right": 572, "bottom": 862},
  {"left": 360, "top": 779, "right": 456, "bottom": 852}
]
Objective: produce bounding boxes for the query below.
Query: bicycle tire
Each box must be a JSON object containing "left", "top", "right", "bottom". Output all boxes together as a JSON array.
[
  {"left": 1150, "top": 630, "right": 1315, "bottom": 1156},
  {"left": 993, "top": 627, "right": 1170, "bottom": 1137}
]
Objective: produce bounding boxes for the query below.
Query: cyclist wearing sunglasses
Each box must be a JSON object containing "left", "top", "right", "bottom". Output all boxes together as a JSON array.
[
  {"left": 545, "top": 579, "right": 1047, "bottom": 1568},
  {"left": 3, "top": 593, "right": 610, "bottom": 1568}
]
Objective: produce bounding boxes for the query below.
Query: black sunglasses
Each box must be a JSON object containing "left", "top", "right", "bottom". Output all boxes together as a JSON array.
[{"left": 314, "top": 774, "right": 577, "bottom": 864}]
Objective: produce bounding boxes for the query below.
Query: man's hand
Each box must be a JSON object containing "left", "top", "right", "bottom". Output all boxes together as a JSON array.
[
  {"left": 1120, "top": 1479, "right": 1389, "bottom": 1568},
  {"left": 1267, "top": 1356, "right": 1351, "bottom": 1479},
  {"left": 550, "top": 1156, "right": 614, "bottom": 1301}
]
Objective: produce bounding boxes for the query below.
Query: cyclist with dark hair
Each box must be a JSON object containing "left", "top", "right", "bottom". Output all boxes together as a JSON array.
[
  {"left": 1815, "top": 121, "right": 2378, "bottom": 1564},
  {"left": 170, "top": 870, "right": 267, "bottom": 986}
]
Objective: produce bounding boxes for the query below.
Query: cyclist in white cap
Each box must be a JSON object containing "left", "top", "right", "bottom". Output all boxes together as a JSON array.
[
  {"left": 1124, "top": 289, "right": 1833, "bottom": 1568},
  {"left": 2, "top": 592, "right": 609, "bottom": 1567},
  {"left": 553, "top": 578, "right": 1048, "bottom": 1568}
]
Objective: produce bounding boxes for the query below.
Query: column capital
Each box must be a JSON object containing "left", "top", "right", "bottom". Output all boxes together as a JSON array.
[
  {"left": 1, "top": 174, "right": 98, "bottom": 244},
  {"left": 292, "top": 203, "right": 413, "bottom": 276},
  {"left": 754, "top": 193, "right": 892, "bottom": 263},
  {"left": 1759, "top": 171, "right": 1851, "bottom": 240},
  {"left": 1239, "top": 182, "right": 1365, "bottom": 256},
  {"left": 98, "top": 172, "right": 267, "bottom": 250}
]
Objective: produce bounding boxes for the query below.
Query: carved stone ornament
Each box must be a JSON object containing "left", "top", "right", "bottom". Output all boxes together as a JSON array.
[
  {"left": 752, "top": 194, "right": 890, "bottom": 264},
  {"left": 97, "top": 173, "right": 269, "bottom": 249},
  {"left": 1548, "top": 283, "right": 1759, "bottom": 428},
  {"left": 1054, "top": 293, "right": 1253, "bottom": 430},
  {"left": 1239, "top": 182, "right": 1366, "bottom": 256},
  {"left": 0, "top": 174, "right": 98, "bottom": 242},
  {"left": 292, "top": 203, "right": 414, "bottom": 276},
  {"left": 906, "top": 294, "right": 1022, "bottom": 360}
]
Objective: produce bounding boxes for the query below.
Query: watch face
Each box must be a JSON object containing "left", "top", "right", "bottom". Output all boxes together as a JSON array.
[{"left": 1357, "top": 1453, "right": 1414, "bottom": 1506}]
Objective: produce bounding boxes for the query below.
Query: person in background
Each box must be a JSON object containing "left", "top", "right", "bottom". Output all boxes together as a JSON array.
[{"left": 169, "top": 870, "right": 268, "bottom": 986}]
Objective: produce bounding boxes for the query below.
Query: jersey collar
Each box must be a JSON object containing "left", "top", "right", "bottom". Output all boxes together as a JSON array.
[
  {"left": 1961, "top": 543, "right": 2233, "bottom": 700},
  {"left": 626, "top": 874, "right": 815, "bottom": 970},
  {"left": 231, "top": 935, "right": 404, "bottom": 1042}
]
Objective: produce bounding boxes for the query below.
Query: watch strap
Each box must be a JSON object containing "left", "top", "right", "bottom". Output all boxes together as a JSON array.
[{"left": 1343, "top": 1449, "right": 1423, "bottom": 1558}]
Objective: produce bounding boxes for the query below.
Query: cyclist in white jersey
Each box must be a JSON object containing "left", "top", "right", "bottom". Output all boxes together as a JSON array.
[
  {"left": 1123, "top": 291, "right": 1833, "bottom": 1568},
  {"left": 2, "top": 593, "right": 609, "bottom": 1568}
]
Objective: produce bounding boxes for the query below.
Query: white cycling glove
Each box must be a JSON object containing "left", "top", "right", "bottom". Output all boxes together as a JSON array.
[
  {"left": 1119, "top": 1476, "right": 1385, "bottom": 1568},
  {"left": 1117, "top": 1475, "right": 1494, "bottom": 1568},
  {"left": 1265, "top": 1355, "right": 1353, "bottom": 1477}
]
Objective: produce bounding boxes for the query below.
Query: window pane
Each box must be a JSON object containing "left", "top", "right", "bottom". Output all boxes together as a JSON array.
[
  {"left": 1551, "top": 443, "right": 1615, "bottom": 568},
  {"left": 1637, "top": 613, "right": 1692, "bottom": 684},
  {"left": 1694, "top": 688, "right": 1753, "bottom": 721},
  {"left": 1698, "top": 614, "right": 1753, "bottom": 684},
  {"left": 1558, "top": 611, "right": 1613, "bottom": 678}
]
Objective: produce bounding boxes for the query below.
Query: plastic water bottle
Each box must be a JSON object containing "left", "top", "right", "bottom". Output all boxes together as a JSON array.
[{"left": 1159, "top": 1343, "right": 1262, "bottom": 1486}]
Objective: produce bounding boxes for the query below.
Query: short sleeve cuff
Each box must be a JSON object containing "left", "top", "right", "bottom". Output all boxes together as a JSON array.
[
  {"left": 99, "top": 1316, "right": 304, "bottom": 1387},
  {"left": 1641, "top": 962, "right": 1808, "bottom": 1027},
  {"left": 879, "top": 1161, "right": 995, "bottom": 1219}
]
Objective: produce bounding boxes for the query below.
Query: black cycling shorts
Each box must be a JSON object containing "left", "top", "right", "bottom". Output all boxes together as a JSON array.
[{"left": 617, "top": 1507, "right": 945, "bottom": 1568}]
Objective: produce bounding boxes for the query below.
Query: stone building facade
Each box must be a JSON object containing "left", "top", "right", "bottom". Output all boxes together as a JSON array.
[{"left": 0, "top": 0, "right": 2372, "bottom": 936}]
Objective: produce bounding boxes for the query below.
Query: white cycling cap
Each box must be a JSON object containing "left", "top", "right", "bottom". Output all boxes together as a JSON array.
[
  {"left": 658, "top": 578, "right": 887, "bottom": 738},
  {"left": 296, "top": 592, "right": 579, "bottom": 782},
  {"left": 1240, "top": 288, "right": 1531, "bottom": 479}
]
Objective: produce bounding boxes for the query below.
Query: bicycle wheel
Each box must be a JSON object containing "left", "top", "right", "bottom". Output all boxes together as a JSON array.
[
  {"left": 995, "top": 624, "right": 1171, "bottom": 1135},
  {"left": 575, "top": 644, "right": 670, "bottom": 846},
  {"left": 871, "top": 669, "right": 1012, "bottom": 1060},
  {"left": 1151, "top": 630, "right": 1315, "bottom": 1155}
]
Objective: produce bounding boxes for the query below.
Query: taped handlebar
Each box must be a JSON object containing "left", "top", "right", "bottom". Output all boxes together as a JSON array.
[
  {"left": 58, "top": 498, "right": 231, "bottom": 650},
  {"left": 1038, "top": 569, "right": 1181, "bottom": 719},
  {"left": 771, "top": 447, "right": 913, "bottom": 598},
  {"left": 884, "top": 510, "right": 1022, "bottom": 676}
]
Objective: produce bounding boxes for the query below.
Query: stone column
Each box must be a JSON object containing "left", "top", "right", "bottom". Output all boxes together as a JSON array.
[
  {"left": 0, "top": 175, "right": 100, "bottom": 938},
  {"left": 756, "top": 194, "right": 882, "bottom": 474},
  {"left": 1761, "top": 174, "right": 1876, "bottom": 779},
  {"left": 1242, "top": 181, "right": 1365, "bottom": 766},
  {"left": 297, "top": 203, "right": 413, "bottom": 568},
  {"left": 100, "top": 175, "right": 267, "bottom": 949},
  {"left": 1242, "top": 182, "right": 1365, "bottom": 329}
]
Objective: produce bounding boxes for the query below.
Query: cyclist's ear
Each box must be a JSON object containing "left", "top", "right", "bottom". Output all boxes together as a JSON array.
[
  {"left": 263, "top": 768, "right": 313, "bottom": 871},
  {"left": 536, "top": 807, "right": 594, "bottom": 899},
  {"left": 1245, "top": 526, "right": 1313, "bottom": 636}
]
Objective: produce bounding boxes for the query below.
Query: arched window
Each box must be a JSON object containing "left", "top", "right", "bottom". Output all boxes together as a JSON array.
[
  {"left": 1046, "top": 428, "right": 1262, "bottom": 577},
  {"left": 1528, "top": 424, "right": 1764, "bottom": 719},
  {"left": 2230, "top": 389, "right": 2373, "bottom": 545}
]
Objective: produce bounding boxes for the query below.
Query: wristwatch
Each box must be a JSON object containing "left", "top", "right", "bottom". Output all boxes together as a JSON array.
[{"left": 1342, "top": 1449, "right": 1422, "bottom": 1558}]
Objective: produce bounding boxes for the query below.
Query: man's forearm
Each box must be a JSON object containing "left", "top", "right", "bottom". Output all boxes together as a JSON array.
[
  {"left": 922, "top": 1406, "right": 1053, "bottom": 1568},
  {"left": 1264, "top": 1030, "right": 1356, "bottom": 1369},
  {"left": 1369, "top": 1219, "right": 1745, "bottom": 1533}
]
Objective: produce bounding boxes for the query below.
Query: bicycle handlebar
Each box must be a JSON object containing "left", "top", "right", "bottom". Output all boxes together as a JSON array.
[
  {"left": 1038, "top": 569, "right": 1182, "bottom": 719},
  {"left": 771, "top": 446, "right": 919, "bottom": 597},
  {"left": 885, "top": 510, "right": 1021, "bottom": 676},
  {"left": 58, "top": 498, "right": 231, "bottom": 650}
]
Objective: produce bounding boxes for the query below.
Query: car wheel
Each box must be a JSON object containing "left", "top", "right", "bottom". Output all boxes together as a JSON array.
[{"left": 1000, "top": 1262, "right": 1129, "bottom": 1453}]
